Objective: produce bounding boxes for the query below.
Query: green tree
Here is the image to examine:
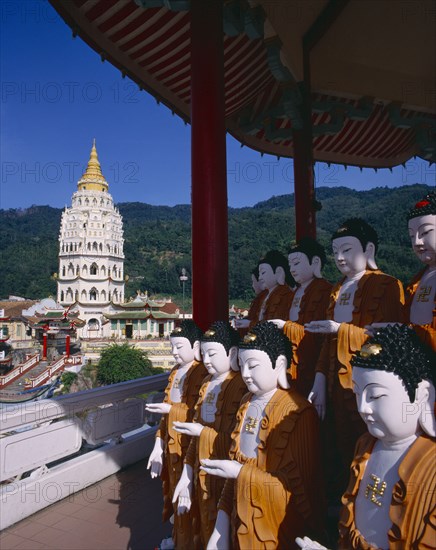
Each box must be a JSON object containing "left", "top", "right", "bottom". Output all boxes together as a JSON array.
[
  {"left": 60, "top": 371, "right": 78, "bottom": 393},
  {"left": 96, "top": 344, "right": 161, "bottom": 385}
]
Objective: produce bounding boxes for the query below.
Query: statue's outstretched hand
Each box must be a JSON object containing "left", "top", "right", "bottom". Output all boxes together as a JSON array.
[
  {"left": 145, "top": 402, "right": 172, "bottom": 415},
  {"left": 172, "top": 464, "right": 193, "bottom": 515},
  {"left": 173, "top": 421, "right": 204, "bottom": 437},
  {"left": 160, "top": 537, "right": 175, "bottom": 550},
  {"left": 305, "top": 320, "right": 340, "bottom": 334},
  {"left": 207, "top": 529, "right": 225, "bottom": 550},
  {"left": 200, "top": 459, "right": 242, "bottom": 479},
  {"left": 308, "top": 372, "right": 327, "bottom": 420},
  {"left": 147, "top": 437, "right": 164, "bottom": 478},
  {"left": 207, "top": 511, "right": 230, "bottom": 550},
  {"left": 270, "top": 319, "right": 286, "bottom": 330},
  {"left": 295, "top": 536, "right": 329, "bottom": 549}
]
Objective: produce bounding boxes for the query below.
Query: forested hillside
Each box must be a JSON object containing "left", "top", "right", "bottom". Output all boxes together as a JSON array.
[{"left": 0, "top": 184, "right": 431, "bottom": 302}]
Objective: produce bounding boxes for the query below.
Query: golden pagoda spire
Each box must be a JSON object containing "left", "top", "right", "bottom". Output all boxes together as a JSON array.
[{"left": 77, "top": 139, "right": 109, "bottom": 192}]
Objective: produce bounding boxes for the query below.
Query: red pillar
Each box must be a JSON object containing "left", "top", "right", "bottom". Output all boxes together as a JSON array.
[
  {"left": 42, "top": 332, "right": 48, "bottom": 360},
  {"left": 293, "top": 44, "right": 316, "bottom": 240},
  {"left": 293, "top": 127, "right": 316, "bottom": 240},
  {"left": 191, "top": 0, "right": 228, "bottom": 331},
  {"left": 65, "top": 334, "right": 70, "bottom": 358}
]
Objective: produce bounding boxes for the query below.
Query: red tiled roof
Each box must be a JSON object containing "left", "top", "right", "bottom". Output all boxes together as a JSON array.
[
  {"left": 0, "top": 301, "right": 38, "bottom": 320},
  {"left": 159, "top": 301, "right": 180, "bottom": 315}
]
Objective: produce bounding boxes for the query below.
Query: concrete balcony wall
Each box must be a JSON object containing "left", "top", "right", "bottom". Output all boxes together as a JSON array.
[{"left": 0, "top": 372, "right": 168, "bottom": 530}]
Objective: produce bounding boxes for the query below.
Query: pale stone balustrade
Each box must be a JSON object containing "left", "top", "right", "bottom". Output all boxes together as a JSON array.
[{"left": 0, "top": 372, "right": 169, "bottom": 529}]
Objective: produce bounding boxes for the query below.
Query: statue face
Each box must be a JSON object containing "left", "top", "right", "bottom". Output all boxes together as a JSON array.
[
  {"left": 201, "top": 341, "right": 231, "bottom": 376},
  {"left": 238, "top": 348, "right": 277, "bottom": 396},
  {"left": 332, "top": 236, "right": 368, "bottom": 278},
  {"left": 352, "top": 367, "right": 421, "bottom": 443},
  {"left": 170, "top": 336, "right": 195, "bottom": 367},
  {"left": 288, "top": 252, "right": 314, "bottom": 285},
  {"left": 258, "top": 263, "right": 277, "bottom": 291},
  {"left": 408, "top": 214, "right": 436, "bottom": 267}
]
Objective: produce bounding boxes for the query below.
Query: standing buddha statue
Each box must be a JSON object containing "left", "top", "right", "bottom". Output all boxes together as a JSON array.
[
  {"left": 203, "top": 322, "right": 325, "bottom": 550},
  {"left": 405, "top": 190, "right": 436, "bottom": 350},
  {"left": 172, "top": 321, "right": 247, "bottom": 549},
  {"left": 297, "top": 324, "right": 436, "bottom": 549},
  {"left": 145, "top": 320, "right": 206, "bottom": 549},
  {"left": 271, "top": 237, "right": 332, "bottom": 396},
  {"left": 305, "top": 218, "right": 404, "bottom": 489},
  {"left": 249, "top": 250, "right": 294, "bottom": 327}
]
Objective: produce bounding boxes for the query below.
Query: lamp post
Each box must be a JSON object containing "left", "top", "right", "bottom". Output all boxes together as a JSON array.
[{"left": 179, "top": 268, "right": 188, "bottom": 319}]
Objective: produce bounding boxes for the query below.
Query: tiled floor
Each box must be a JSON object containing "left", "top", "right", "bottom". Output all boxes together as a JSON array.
[{"left": 0, "top": 459, "right": 172, "bottom": 550}]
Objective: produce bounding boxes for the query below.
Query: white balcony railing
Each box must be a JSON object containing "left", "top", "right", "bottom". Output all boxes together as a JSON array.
[{"left": 0, "top": 372, "right": 169, "bottom": 529}]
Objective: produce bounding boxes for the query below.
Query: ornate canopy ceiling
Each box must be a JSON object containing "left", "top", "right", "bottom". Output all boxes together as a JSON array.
[{"left": 50, "top": 0, "right": 435, "bottom": 167}]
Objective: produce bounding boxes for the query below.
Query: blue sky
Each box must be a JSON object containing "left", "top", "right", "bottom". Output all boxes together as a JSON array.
[{"left": 1, "top": 0, "right": 434, "bottom": 210}]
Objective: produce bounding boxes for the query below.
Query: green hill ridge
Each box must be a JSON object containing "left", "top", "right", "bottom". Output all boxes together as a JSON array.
[{"left": 0, "top": 184, "right": 432, "bottom": 302}]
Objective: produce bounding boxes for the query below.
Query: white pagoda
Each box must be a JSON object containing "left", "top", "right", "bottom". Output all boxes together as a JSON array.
[{"left": 57, "top": 140, "right": 125, "bottom": 337}]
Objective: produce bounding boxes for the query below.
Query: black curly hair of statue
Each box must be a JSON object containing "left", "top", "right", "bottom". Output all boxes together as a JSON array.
[
  {"left": 170, "top": 319, "right": 203, "bottom": 346},
  {"left": 331, "top": 218, "right": 379, "bottom": 254},
  {"left": 407, "top": 190, "right": 436, "bottom": 220},
  {"left": 239, "top": 321, "right": 293, "bottom": 369},
  {"left": 200, "top": 320, "right": 240, "bottom": 353},
  {"left": 251, "top": 265, "right": 260, "bottom": 280},
  {"left": 350, "top": 324, "right": 435, "bottom": 403},
  {"left": 288, "top": 237, "right": 327, "bottom": 268}
]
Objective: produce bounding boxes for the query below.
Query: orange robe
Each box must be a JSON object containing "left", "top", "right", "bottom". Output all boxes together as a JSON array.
[
  {"left": 283, "top": 278, "right": 332, "bottom": 396},
  {"left": 247, "top": 289, "right": 268, "bottom": 322},
  {"left": 249, "top": 284, "right": 294, "bottom": 328},
  {"left": 156, "top": 360, "right": 207, "bottom": 548},
  {"left": 218, "top": 389, "right": 325, "bottom": 550},
  {"left": 404, "top": 267, "right": 436, "bottom": 351},
  {"left": 184, "top": 371, "right": 247, "bottom": 548},
  {"left": 316, "top": 270, "right": 404, "bottom": 476},
  {"left": 237, "top": 290, "right": 268, "bottom": 338},
  {"left": 339, "top": 433, "right": 436, "bottom": 549}
]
